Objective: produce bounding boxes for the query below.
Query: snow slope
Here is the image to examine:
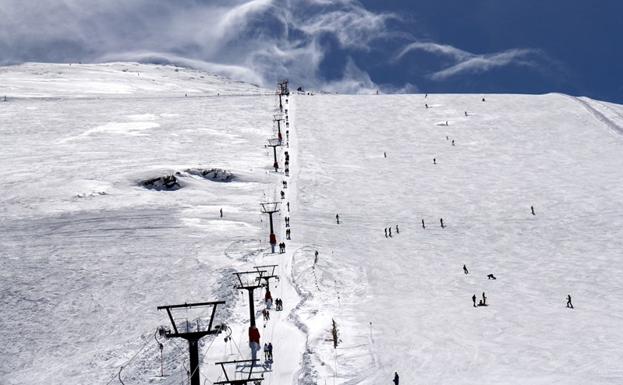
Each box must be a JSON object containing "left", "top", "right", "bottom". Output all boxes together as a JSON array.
[
  {"left": 0, "top": 63, "right": 301, "bottom": 385},
  {"left": 290, "top": 93, "right": 623, "bottom": 385}
]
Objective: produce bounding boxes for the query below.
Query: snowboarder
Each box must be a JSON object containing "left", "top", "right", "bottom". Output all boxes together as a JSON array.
[
  {"left": 336, "top": 214, "right": 340, "bottom": 224},
  {"left": 531, "top": 206, "right": 535, "bottom": 215},
  {"left": 472, "top": 294, "right": 477, "bottom": 307},
  {"left": 396, "top": 225, "right": 400, "bottom": 234},
  {"left": 440, "top": 218, "right": 445, "bottom": 228},
  {"left": 393, "top": 372, "right": 399, "bottom": 385},
  {"left": 220, "top": 208, "right": 223, "bottom": 218},
  {"left": 249, "top": 326, "right": 261, "bottom": 362},
  {"left": 265, "top": 289, "right": 273, "bottom": 309},
  {"left": 421, "top": 219, "right": 426, "bottom": 229},
  {"left": 482, "top": 292, "right": 487, "bottom": 306},
  {"left": 384, "top": 228, "right": 388, "bottom": 238},
  {"left": 487, "top": 274, "right": 497, "bottom": 280},
  {"left": 566, "top": 294, "right": 574, "bottom": 309},
  {"left": 463, "top": 264, "right": 469, "bottom": 274},
  {"left": 433, "top": 158, "right": 436, "bottom": 165}
]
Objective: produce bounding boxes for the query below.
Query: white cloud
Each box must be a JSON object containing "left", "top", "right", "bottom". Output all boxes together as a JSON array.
[{"left": 396, "top": 41, "right": 542, "bottom": 81}]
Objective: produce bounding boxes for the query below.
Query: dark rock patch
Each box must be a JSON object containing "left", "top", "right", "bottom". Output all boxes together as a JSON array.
[
  {"left": 186, "top": 168, "right": 236, "bottom": 182},
  {"left": 141, "top": 175, "right": 182, "bottom": 191}
]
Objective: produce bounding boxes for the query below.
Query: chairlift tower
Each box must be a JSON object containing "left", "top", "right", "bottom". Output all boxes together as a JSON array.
[
  {"left": 253, "top": 265, "right": 279, "bottom": 290},
  {"left": 213, "top": 359, "right": 264, "bottom": 385},
  {"left": 273, "top": 114, "right": 284, "bottom": 143},
  {"left": 260, "top": 202, "right": 280, "bottom": 253},
  {"left": 234, "top": 271, "right": 267, "bottom": 328},
  {"left": 265, "top": 138, "right": 282, "bottom": 172},
  {"left": 157, "top": 301, "right": 226, "bottom": 385}
]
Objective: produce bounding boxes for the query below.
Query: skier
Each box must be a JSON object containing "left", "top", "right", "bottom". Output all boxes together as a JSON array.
[
  {"left": 286, "top": 130, "right": 290, "bottom": 140},
  {"left": 446, "top": 136, "right": 449, "bottom": 140},
  {"left": 388, "top": 227, "right": 392, "bottom": 237},
  {"left": 396, "top": 224, "right": 400, "bottom": 234},
  {"left": 336, "top": 214, "right": 340, "bottom": 224},
  {"left": 393, "top": 372, "right": 399, "bottom": 385},
  {"left": 440, "top": 218, "right": 445, "bottom": 228},
  {"left": 531, "top": 205, "right": 535, "bottom": 215},
  {"left": 280, "top": 191, "right": 285, "bottom": 199},
  {"left": 433, "top": 158, "right": 436, "bottom": 165},
  {"left": 267, "top": 342, "right": 274, "bottom": 361},
  {"left": 566, "top": 294, "right": 574, "bottom": 309},
  {"left": 384, "top": 152, "right": 387, "bottom": 158},
  {"left": 384, "top": 228, "right": 388, "bottom": 238},
  {"left": 465, "top": 111, "right": 468, "bottom": 117},
  {"left": 452, "top": 140, "right": 455, "bottom": 146},
  {"left": 425, "top": 103, "right": 429, "bottom": 109},
  {"left": 286, "top": 229, "right": 291, "bottom": 240},
  {"left": 472, "top": 294, "right": 477, "bottom": 307},
  {"left": 463, "top": 264, "right": 469, "bottom": 274},
  {"left": 283, "top": 180, "right": 288, "bottom": 189},
  {"left": 265, "top": 289, "right": 273, "bottom": 309},
  {"left": 249, "top": 326, "right": 261, "bottom": 363},
  {"left": 287, "top": 202, "right": 290, "bottom": 212},
  {"left": 285, "top": 217, "right": 290, "bottom": 227},
  {"left": 482, "top": 292, "right": 487, "bottom": 306},
  {"left": 421, "top": 219, "right": 426, "bottom": 229},
  {"left": 220, "top": 208, "right": 223, "bottom": 218},
  {"left": 285, "top": 167, "right": 290, "bottom": 176},
  {"left": 482, "top": 97, "right": 486, "bottom": 102},
  {"left": 487, "top": 274, "right": 497, "bottom": 280},
  {"left": 263, "top": 343, "right": 270, "bottom": 360}
]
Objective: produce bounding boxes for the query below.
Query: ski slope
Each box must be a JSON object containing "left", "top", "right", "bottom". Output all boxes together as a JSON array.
[
  {"left": 0, "top": 63, "right": 301, "bottom": 385},
  {"left": 2, "top": 63, "right": 623, "bottom": 385},
  {"left": 290, "top": 93, "right": 623, "bottom": 385}
]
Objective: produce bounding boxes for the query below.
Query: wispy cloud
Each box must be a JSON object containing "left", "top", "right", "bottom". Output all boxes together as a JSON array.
[{"left": 396, "top": 41, "right": 543, "bottom": 81}]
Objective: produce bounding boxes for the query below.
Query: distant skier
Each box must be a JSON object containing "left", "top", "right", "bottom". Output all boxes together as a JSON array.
[
  {"left": 472, "top": 294, "right": 477, "bottom": 307},
  {"left": 463, "top": 264, "right": 469, "bottom": 274},
  {"left": 286, "top": 130, "right": 289, "bottom": 140},
  {"left": 336, "top": 214, "right": 340, "bottom": 224},
  {"left": 482, "top": 292, "right": 487, "bottom": 306},
  {"left": 384, "top": 152, "right": 387, "bottom": 158},
  {"left": 285, "top": 217, "right": 290, "bottom": 227},
  {"left": 286, "top": 228, "right": 291, "bottom": 240},
  {"left": 452, "top": 140, "right": 455, "bottom": 146},
  {"left": 421, "top": 219, "right": 426, "bottom": 229},
  {"left": 384, "top": 228, "right": 388, "bottom": 238},
  {"left": 267, "top": 342, "right": 274, "bottom": 361},
  {"left": 285, "top": 167, "right": 290, "bottom": 176},
  {"left": 283, "top": 180, "right": 288, "bottom": 189},
  {"left": 482, "top": 97, "right": 486, "bottom": 102},
  {"left": 281, "top": 191, "right": 285, "bottom": 199},
  {"left": 425, "top": 103, "right": 429, "bottom": 109},
  {"left": 263, "top": 343, "right": 270, "bottom": 360},
  {"left": 220, "top": 208, "right": 223, "bottom": 218},
  {"left": 446, "top": 136, "right": 449, "bottom": 140},
  {"left": 393, "top": 372, "right": 399, "bottom": 385},
  {"left": 425, "top": 93, "right": 428, "bottom": 98},
  {"left": 566, "top": 294, "right": 574, "bottom": 309},
  {"left": 287, "top": 202, "right": 290, "bottom": 212},
  {"left": 396, "top": 225, "right": 400, "bottom": 234},
  {"left": 388, "top": 227, "right": 392, "bottom": 237},
  {"left": 440, "top": 218, "right": 445, "bottom": 228},
  {"left": 465, "top": 111, "right": 468, "bottom": 116},
  {"left": 487, "top": 274, "right": 497, "bottom": 280},
  {"left": 433, "top": 158, "right": 436, "bottom": 165},
  {"left": 531, "top": 206, "right": 535, "bottom": 215}
]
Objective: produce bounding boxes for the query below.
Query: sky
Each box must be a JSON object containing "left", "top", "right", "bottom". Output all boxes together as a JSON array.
[{"left": 0, "top": 0, "right": 621, "bottom": 102}]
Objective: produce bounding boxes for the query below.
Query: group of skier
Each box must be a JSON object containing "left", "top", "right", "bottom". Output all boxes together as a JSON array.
[{"left": 384, "top": 225, "right": 399, "bottom": 238}]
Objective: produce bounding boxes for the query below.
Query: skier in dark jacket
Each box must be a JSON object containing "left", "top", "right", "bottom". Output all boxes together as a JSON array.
[{"left": 393, "top": 372, "right": 399, "bottom": 385}]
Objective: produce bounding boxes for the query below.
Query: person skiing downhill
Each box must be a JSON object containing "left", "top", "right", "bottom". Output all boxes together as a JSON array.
[
  {"left": 531, "top": 206, "right": 535, "bottom": 215},
  {"left": 421, "top": 219, "right": 426, "bottom": 229},
  {"left": 388, "top": 227, "right": 392, "bottom": 237},
  {"left": 463, "top": 264, "right": 469, "bottom": 274},
  {"left": 566, "top": 294, "right": 574, "bottom": 309},
  {"left": 336, "top": 214, "right": 340, "bottom": 224},
  {"left": 384, "top": 228, "right": 388, "bottom": 238},
  {"left": 440, "top": 218, "right": 445, "bottom": 228}
]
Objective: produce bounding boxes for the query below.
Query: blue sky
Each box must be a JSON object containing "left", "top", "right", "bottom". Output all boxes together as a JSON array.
[{"left": 0, "top": 0, "right": 621, "bottom": 102}]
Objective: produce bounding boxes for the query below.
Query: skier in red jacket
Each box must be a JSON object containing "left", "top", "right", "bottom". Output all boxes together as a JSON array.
[{"left": 249, "top": 326, "right": 261, "bottom": 363}]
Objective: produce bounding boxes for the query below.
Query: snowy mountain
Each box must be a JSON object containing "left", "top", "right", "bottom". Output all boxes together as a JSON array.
[{"left": 1, "top": 63, "right": 623, "bottom": 385}]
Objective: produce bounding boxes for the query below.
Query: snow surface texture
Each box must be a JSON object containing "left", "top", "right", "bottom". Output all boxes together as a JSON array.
[
  {"left": 2, "top": 63, "right": 623, "bottom": 385},
  {"left": 0, "top": 64, "right": 304, "bottom": 385},
  {"left": 292, "top": 93, "right": 623, "bottom": 385}
]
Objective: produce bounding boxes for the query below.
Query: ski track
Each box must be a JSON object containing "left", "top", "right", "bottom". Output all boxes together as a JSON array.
[{"left": 573, "top": 96, "right": 623, "bottom": 136}]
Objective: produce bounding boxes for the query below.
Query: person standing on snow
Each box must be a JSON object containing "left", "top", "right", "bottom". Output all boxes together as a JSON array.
[
  {"left": 249, "top": 326, "right": 261, "bottom": 363},
  {"left": 472, "top": 294, "right": 477, "bottom": 307},
  {"left": 531, "top": 206, "right": 536, "bottom": 215},
  {"left": 566, "top": 294, "right": 574, "bottom": 309},
  {"left": 336, "top": 214, "right": 340, "bottom": 224},
  {"left": 463, "top": 264, "right": 469, "bottom": 274},
  {"left": 393, "top": 372, "right": 399, "bottom": 385},
  {"left": 265, "top": 289, "right": 273, "bottom": 309}
]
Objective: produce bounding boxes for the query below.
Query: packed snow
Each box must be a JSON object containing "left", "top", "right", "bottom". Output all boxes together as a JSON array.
[{"left": 2, "top": 64, "right": 623, "bottom": 385}]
